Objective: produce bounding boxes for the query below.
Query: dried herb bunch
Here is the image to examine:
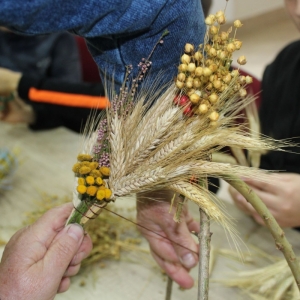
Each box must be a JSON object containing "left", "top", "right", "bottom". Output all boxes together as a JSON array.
[{"left": 67, "top": 15, "right": 280, "bottom": 233}]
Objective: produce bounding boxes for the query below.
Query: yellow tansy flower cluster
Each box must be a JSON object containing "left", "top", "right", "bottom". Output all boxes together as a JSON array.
[
  {"left": 174, "top": 10, "right": 252, "bottom": 123},
  {"left": 73, "top": 154, "right": 112, "bottom": 202}
]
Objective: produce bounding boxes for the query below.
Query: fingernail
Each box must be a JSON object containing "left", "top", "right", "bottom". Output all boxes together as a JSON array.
[
  {"left": 181, "top": 253, "right": 197, "bottom": 269},
  {"left": 67, "top": 224, "right": 84, "bottom": 242}
]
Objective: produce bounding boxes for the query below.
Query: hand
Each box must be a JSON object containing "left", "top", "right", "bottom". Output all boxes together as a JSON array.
[
  {"left": 0, "top": 95, "right": 35, "bottom": 124},
  {"left": 228, "top": 173, "right": 300, "bottom": 227},
  {"left": 0, "top": 67, "right": 22, "bottom": 95},
  {"left": 137, "top": 190, "right": 199, "bottom": 289},
  {"left": 0, "top": 203, "right": 93, "bottom": 300}
]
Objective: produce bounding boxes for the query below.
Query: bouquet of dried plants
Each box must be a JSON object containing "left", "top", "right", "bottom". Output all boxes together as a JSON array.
[{"left": 66, "top": 4, "right": 300, "bottom": 299}]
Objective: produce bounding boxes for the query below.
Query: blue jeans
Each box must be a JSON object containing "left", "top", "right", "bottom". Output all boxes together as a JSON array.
[{"left": 1, "top": 0, "right": 205, "bottom": 91}]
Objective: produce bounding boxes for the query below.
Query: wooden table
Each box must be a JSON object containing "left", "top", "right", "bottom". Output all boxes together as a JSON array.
[{"left": 1, "top": 123, "right": 299, "bottom": 300}]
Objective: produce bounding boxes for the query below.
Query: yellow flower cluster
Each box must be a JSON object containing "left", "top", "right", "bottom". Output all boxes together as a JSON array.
[
  {"left": 175, "top": 10, "right": 252, "bottom": 122},
  {"left": 72, "top": 154, "right": 112, "bottom": 202}
]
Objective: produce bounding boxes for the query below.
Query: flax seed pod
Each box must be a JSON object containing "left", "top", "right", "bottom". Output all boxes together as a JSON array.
[
  {"left": 178, "top": 63, "right": 188, "bottom": 72},
  {"left": 227, "top": 43, "right": 236, "bottom": 53},
  {"left": 209, "top": 25, "right": 218, "bottom": 35},
  {"left": 234, "top": 40, "right": 243, "bottom": 50},
  {"left": 193, "top": 77, "right": 202, "bottom": 88},
  {"left": 176, "top": 80, "right": 185, "bottom": 89},
  {"left": 181, "top": 54, "right": 191, "bottom": 64},
  {"left": 194, "top": 51, "right": 203, "bottom": 62},
  {"left": 203, "top": 67, "right": 212, "bottom": 77},
  {"left": 177, "top": 73, "right": 186, "bottom": 82},
  {"left": 184, "top": 43, "right": 194, "bottom": 54},
  {"left": 187, "top": 63, "right": 196, "bottom": 73},
  {"left": 213, "top": 80, "right": 222, "bottom": 90},
  {"left": 220, "top": 31, "right": 229, "bottom": 41},
  {"left": 209, "top": 111, "right": 219, "bottom": 121},
  {"left": 237, "top": 55, "right": 247, "bottom": 65},
  {"left": 245, "top": 75, "right": 253, "bottom": 84},
  {"left": 239, "top": 88, "right": 247, "bottom": 97},
  {"left": 195, "top": 66, "right": 203, "bottom": 76},
  {"left": 186, "top": 77, "right": 194, "bottom": 89},
  {"left": 209, "top": 64, "right": 218, "bottom": 73},
  {"left": 209, "top": 93, "right": 218, "bottom": 104},
  {"left": 190, "top": 93, "right": 201, "bottom": 104},
  {"left": 223, "top": 73, "right": 232, "bottom": 84},
  {"left": 234, "top": 20, "right": 243, "bottom": 28},
  {"left": 209, "top": 48, "right": 217, "bottom": 57}
]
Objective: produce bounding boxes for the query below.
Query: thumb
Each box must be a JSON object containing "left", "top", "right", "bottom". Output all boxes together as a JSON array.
[{"left": 44, "top": 224, "right": 84, "bottom": 279}]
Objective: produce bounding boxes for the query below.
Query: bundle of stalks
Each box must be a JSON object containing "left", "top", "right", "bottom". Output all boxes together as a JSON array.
[
  {"left": 24, "top": 194, "right": 148, "bottom": 267},
  {"left": 66, "top": 2, "right": 300, "bottom": 298},
  {"left": 0, "top": 148, "right": 18, "bottom": 192},
  {"left": 220, "top": 249, "right": 299, "bottom": 300}
]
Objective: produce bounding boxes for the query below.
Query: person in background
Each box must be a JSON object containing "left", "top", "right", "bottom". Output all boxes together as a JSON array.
[
  {"left": 0, "top": 67, "right": 106, "bottom": 132},
  {"left": 0, "top": 0, "right": 208, "bottom": 297},
  {"left": 229, "top": 0, "right": 300, "bottom": 229}
]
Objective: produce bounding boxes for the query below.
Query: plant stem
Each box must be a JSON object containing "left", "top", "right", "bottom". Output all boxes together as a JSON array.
[
  {"left": 198, "top": 208, "right": 211, "bottom": 300},
  {"left": 165, "top": 276, "right": 173, "bottom": 300},
  {"left": 225, "top": 175, "right": 300, "bottom": 290}
]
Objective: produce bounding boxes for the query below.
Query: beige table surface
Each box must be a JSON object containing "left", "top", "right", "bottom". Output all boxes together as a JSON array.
[{"left": 1, "top": 122, "right": 300, "bottom": 300}]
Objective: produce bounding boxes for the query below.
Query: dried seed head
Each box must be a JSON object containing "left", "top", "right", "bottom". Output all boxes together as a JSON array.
[
  {"left": 178, "top": 63, "right": 188, "bottom": 72},
  {"left": 210, "top": 25, "right": 219, "bottom": 35},
  {"left": 209, "top": 93, "right": 218, "bottom": 104},
  {"left": 237, "top": 55, "right": 247, "bottom": 65},
  {"left": 205, "top": 16, "right": 214, "bottom": 25},
  {"left": 217, "top": 15, "right": 226, "bottom": 25},
  {"left": 177, "top": 73, "right": 186, "bottom": 82},
  {"left": 231, "top": 69, "right": 239, "bottom": 77},
  {"left": 209, "top": 111, "right": 219, "bottom": 121},
  {"left": 209, "top": 48, "right": 217, "bottom": 57},
  {"left": 234, "top": 40, "right": 243, "bottom": 50},
  {"left": 187, "top": 62, "right": 196, "bottom": 72},
  {"left": 223, "top": 73, "right": 232, "bottom": 84},
  {"left": 216, "top": 11, "right": 224, "bottom": 17},
  {"left": 181, "top": 54, "right": 191, "bottom": 64},
  {"left": 194, "top": 51, "right": 203, "bottom": 61},
  {"left": 203, "top": 67, "right": 212, "bottom": 77},
  {"left": 234, "top": 20, "right": 243, "bottom": 28},
  {"left": 190, "top": 93, "right": 201, "bottom": 104},
  {"left": 195, "top": 66, "right": 203, "bottom": 76},
  {"left": 245, "top": 75, "right": 253, "bottom": 84},
  {"left": 209, "top": 63, "right": 218, "bottom": 73},
  {"left": 198, "top": 103, "right": 209, "bottom": 114},
  {"left": 227, "top": 43, "right": 236, "bottom": 53},
  {"left": 176, "top": 80, "right": 185, "bottom": 89},
  {"left": 220, "top": 31, "right": 229, "bottom": 40},
  {"left": 213, "top": 80, "right": 222, "bottom": 89},
  {"left": 239, "top": 88, "right": 247, "bottom": 97},
  {"left": 184, "top": 43, "right": 194, "bottom": 54},
  {"left": 193, "top": 78, "right": 202, "bottom": 88}
]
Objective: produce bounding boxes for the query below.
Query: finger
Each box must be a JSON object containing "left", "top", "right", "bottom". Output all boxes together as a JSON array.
[
  {"left": 70, "top": 233, "right": 93, "bottom": 266},
  {"left": 161, "top": 220, "right": 198, "bottom": 270},
  {"left": 44, "top": 223, "right": 84, "bottom": 280},
  {"left": 150, "top": 249, "right": 194, "bottom": 289},
  {"left": 57, "top": 277, "right": 71, "bottom": 294},
  {"left": 64, "top": 263, "right": 81, "bottom": 277}
]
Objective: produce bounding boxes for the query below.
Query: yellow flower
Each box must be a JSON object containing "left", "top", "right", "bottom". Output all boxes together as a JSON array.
[
  {"left": 95, "top": 177, "right": 103, "bottom": 185},
  {"left": 78, "top": 177, "right": 85, "bottom": 185},
  {"left": 77, "top": 154, "right": 92, "bottom": 162},
  {"left": 86, "top": 176, "right": 95, "bottom": 185},
  {"left": 96, "top": 189, "right": 105, "bottom": 201},
  {"left": 79, "top": 166, "right": 91, "bottom": 175},
  {"left": 100, "top": 166, "right": 110, "bottom": 177},
  {"left": 89, "top": 162, "right": 99, "bottom": 170},
  {"left": 90, "top": 169, "right": 102, "bottom": 178},
  {"left": 104, "top": 188, "right": 112, "bottom": 199},
  {"left": 72, "top": 162, "right": 81, "bottom": 173},
  {"left": 77, "top": 185, "right": 87, "bottom": 194},
  {"left": 87, "top": 186, "right": 97, "bottom": 196}
]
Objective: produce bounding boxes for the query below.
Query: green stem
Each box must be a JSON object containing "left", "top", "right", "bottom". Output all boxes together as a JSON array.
[
  {"left": 165, "top": 276, "right": 173, "bottom": 300},
  {"left": 224, "top": 175, "right": 300, "bottom": 290},
  {"left": 66, "top": 200, "right": 89, "bottom": 225}
]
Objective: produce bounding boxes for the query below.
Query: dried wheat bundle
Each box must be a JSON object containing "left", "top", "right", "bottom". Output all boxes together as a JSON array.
[
  {"left": 222, "top": 257, "right": 299, "bottom": 300},
  {"left": 66, "top": 12, "right": 285, "bottom": 236}
]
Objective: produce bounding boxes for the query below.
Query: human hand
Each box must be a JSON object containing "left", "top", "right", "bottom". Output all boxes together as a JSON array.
[
  {"left": 0, "top": 67, "right": 22, "bottom": 95},
  {"left": 228, "top": 173, "right": 300, "bottom": 227},
  {"left": 0, "top": 203, "right": 93, "bottom": 300},
  {"left": 137, "top": 190, "right": 199, "bottom": 289},
  {"left": 0, "top": 95, "right": 35, "bottom": 124}
]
